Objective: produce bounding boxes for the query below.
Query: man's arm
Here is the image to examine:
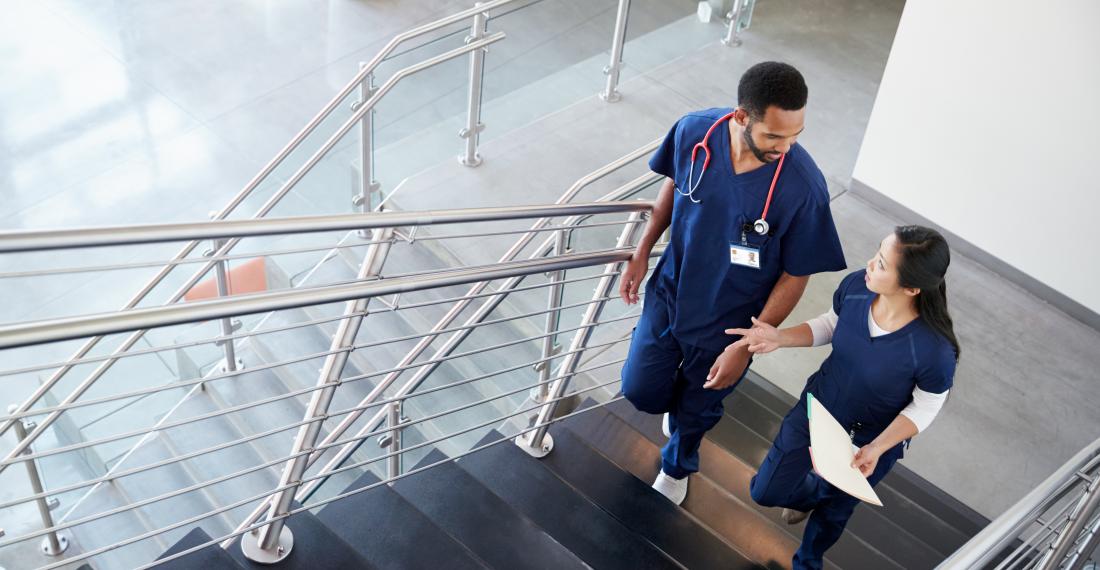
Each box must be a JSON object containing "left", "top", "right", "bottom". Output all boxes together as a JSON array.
[
  {"left": 756, "top": 271, "right": 810, "bottom": 327},
  {"left": 619, "top": 178, "right": 675, "bottom": 304}
]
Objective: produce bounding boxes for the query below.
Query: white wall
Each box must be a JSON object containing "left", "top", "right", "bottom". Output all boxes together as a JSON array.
[{"left": 853, "top": 0, "right": 1100, "bottom": 315}]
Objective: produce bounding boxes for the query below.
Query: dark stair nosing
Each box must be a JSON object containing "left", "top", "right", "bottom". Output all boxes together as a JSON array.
[
  {"left": 316, "top": 469, "right": 487, "bottom": 570},
  {"left": 227, "top": 501, "right": 375, "bottom": 569},
  {"left": 157, "top": 527, "right": 244, "bottom": 569},
  {"left": 540, "top": 421, "right": 763, "bottom": 570},
  {"left": 456, "top": 429, "right": 685, "bottom": 570},
  {"left": 391, "top": 448, "right": 590, "bottom": 570},
  {"left": 592, "top": 399, "right": 913, "bottom": 570}
]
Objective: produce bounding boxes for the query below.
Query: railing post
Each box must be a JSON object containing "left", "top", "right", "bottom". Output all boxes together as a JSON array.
[
  {"left": 352, "top": 63, "right": 381, "bottom": 235},
  {"left": 243, "top": 227, "right": 392, "bottom": 564},
  {"left": 210, "top": 237, "right": 242, "bottom": 373},
  {"left": 8, "top": 406, "right": 69, "bottom": 556},
  {"left": 383, "top": 401, "right": 403, "bottom": 479},
  {"left": 533, "top": 230, "right": 567, "bottom": 403},
  {"left": 459, "top": 3, "right": 489, "bottom": 167},
  {"left": 599, "top": 0, "right": 631, "bottom": 103},
  {"left": 517, "top": 212, "right": 645, "bottom": 457},
  {"left": 722, "top": 0, "right": 756, "bottom": 47},
  {"left": 1040, "top": 476, "right": 1100, "bottom": 570}
]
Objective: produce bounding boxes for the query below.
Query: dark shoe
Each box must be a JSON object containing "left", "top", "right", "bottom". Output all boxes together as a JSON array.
[{"left": 781, "top": 508, "right": 811, "bottom": 525}]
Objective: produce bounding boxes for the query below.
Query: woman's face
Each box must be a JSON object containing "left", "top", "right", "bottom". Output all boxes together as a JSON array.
[{"left": 864, "top": 233, "right": 905, "bottom": 295}]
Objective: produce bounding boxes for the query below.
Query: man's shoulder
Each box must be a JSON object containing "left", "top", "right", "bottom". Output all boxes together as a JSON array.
[
  {"left": 784, "top": 143, "right": 829, "bottom": 203},
  {"left": 677, "top": 108, "right": 733, "bottom": 130}
]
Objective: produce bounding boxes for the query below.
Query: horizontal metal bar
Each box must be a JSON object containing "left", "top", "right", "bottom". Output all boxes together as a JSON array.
[
  {"left": 0, "top": 268, "right": 620, "bottom": 381},
  {"left": 0, "top": 199, "right": 650, "bottom": 253},
  {"left": 0, "top": 246, "right": 638, "bottom": 350},
  {"left": 152, "top": 401, "right": 631, "bottom": 569},
  {"left": 2, "top": 360, "right": 624, "bottom": 547},
  {"left": 0, "top": 349, "right": 626, "bottom": 514},
  {"left": 2, "top": 316, "right": 635, "bottom": 466},
  {"left": 0, "top": 287, "right": 632, "bottom": 423},
  {"left": 24, "top": 380, "right": 624, "bottom": 568}
]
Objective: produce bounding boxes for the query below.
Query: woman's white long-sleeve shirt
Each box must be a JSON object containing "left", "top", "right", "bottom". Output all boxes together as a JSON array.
[{"left": 804, "top": 309, "right": 947, "bottom": 433}]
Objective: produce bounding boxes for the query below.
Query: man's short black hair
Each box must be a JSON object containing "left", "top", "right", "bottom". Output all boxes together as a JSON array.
[{"left": 737, "top": 61, "right": 808, "bottom": 120}]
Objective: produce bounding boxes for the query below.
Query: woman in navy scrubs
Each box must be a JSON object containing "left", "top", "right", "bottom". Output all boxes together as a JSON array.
[{"left": 727, "top": 225, "right": 960, "bottom": 570}]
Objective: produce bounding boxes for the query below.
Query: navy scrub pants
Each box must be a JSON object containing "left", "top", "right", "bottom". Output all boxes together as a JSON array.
[
  {"left": 750, "top": 394, "right": 902, "bottom": 570},
  {"left": 620, "top": 295, "right": 746, "bottom": 479}
]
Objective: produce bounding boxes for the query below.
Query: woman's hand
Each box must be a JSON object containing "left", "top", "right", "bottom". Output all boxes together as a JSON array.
[
  {"left": 851, "top": 443, "right": 883, "bottom": 477},
  {"left": 725, "top": 317, "right": 782, "bottom": 354}
]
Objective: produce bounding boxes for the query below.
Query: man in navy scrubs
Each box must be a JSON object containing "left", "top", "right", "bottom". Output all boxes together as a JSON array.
[{"left": 618, "top": 61, "right": 846, "bottom": 504}]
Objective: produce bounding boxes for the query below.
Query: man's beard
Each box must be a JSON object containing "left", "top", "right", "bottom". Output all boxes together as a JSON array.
[{"left": 742, "top": 121, "right": 778, "bottom": 163}]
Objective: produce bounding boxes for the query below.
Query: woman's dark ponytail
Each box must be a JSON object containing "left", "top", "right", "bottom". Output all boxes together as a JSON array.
[{"left": 895, "top": 226, "right": 961, "bottom": 360}]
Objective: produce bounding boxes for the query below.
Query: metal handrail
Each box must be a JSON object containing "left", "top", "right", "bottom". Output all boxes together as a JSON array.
[
  {"left": 0, "top": 278, "right": 627, "bottom": 415},
  {"left": 221, "top": 143, "right": 660, "bottom": 545},
  {"left": 0, "top": 30, "right": 508, "bottom": 474},
  {"left": 940, "top": 436, "right": 1100, "bottom": 568},
  {"left": 0, "top": 246, "right": 640, "bottom": 351},
  {"left": 0, "top": 0, "right": 530, "bottom": 445},
  {"left": 0, "top": 202, "right": 650, "bottom": 253}
]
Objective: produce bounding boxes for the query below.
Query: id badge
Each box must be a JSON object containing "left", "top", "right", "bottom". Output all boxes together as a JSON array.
[{"left": 729, "top": 242, "right": 761, "bottom": 269}]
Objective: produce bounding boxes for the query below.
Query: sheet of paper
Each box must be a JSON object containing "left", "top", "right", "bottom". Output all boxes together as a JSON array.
[{"left": 806, "top": 393, "right": 883, "bottom": 507}]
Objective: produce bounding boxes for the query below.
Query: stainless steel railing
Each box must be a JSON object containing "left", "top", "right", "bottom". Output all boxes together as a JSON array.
[
  {"left": 939, "top": 437, "right": 1100, "bottom": 569},
  {"left": 0, "top": 195, "right": 659, "bottom": 568},
  {"left": 0, "top": 0, "right": 641, "bottom": 477},
  {"left": 1, "top": 1, "right": 659, "bottom": 565}
]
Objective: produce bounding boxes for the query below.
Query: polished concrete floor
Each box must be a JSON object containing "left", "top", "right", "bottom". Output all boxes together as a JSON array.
[{"left": 1, "top": 1, "right": 1098, "bottom": 562}]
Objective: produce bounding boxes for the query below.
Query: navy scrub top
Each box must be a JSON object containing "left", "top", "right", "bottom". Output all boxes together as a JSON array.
[
  {"left": 809, "top": 270, "right": 957, "bottom": 446},
  {"left": 647, "top": 108, "right": 846, "bottom": 352}
]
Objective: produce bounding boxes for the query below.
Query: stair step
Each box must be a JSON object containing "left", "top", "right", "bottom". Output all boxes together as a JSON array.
[
  {"left": 391, "top": 448, "right": 588, "bottom": 570},
  {"left": 227, "top": 503, "right": 375, "bottom": 569},
  {"left": 107, "top": 432, "right": 232, "bottom": 546},
  {"left": 570, "top": 402, "right": 819, "bottom": 569},
  {"left": 163, "top": 390, "right": 282, "bottom": 524},
  {"left": 601, "top": 398, "right": 918, "bottom": 569},
  {"left": 538, "top": 420, "right": 760, "bottom": 570},
  {"left": 720, "top": 378, "right": 980, "bottom": 555},
  {"left": 316, "top": 469, "right": 487, "bottom": 569},
  {"left": 156, "top": 527, "right": 243, "bottom": 569},
  {"left": 456, "top": 430, "right": 683, "bottom": 570}
]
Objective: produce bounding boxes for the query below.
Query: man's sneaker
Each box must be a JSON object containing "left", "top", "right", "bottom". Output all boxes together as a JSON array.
[
  {"left": 781, "top": 508, "right": 811, "bottom": 525},
  {"left": 662, "top": 413, "right": 672, "bottom": 438},
  {"left": 652, "top": 471, "right": 688, "bottom": 505}
]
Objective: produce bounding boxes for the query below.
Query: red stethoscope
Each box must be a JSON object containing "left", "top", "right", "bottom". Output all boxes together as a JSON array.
[{"left": 678, "top": 111, "right": 785, "bottom": 235}]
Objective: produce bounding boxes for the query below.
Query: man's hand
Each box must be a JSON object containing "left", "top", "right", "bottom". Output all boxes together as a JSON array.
[
  {"left": 619, "top": 251, "right": 649, "bottom": 305},
  {"left": 703, "top": 344, "right": 751, "bottom": 390},
  {"left": 851, "top": 443, "right": 883, "bottom": 477}
]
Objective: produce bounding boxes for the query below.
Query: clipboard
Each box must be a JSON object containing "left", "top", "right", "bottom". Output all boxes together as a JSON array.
[{"left": 806, "top": 393, "right": 883, "bottom": 507}]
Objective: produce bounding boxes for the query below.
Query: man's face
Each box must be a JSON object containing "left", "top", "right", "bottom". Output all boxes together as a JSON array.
[{"left": 740, "top": 105, "right": 805, "bottom": 163}]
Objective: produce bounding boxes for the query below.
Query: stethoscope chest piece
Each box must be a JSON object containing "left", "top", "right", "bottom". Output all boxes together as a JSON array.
[{"left": 753, "top": 219, "right": 770, "bottom": 236}]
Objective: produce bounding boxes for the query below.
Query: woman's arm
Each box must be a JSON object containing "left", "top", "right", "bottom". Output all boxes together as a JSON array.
[{"left": 725, "top": 309, "right": 836, "bottom": 354}]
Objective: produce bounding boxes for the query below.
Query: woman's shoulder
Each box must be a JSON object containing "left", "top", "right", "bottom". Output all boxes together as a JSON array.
[{"left": 837, "top": 269, "right": 870, "bottom": 296}]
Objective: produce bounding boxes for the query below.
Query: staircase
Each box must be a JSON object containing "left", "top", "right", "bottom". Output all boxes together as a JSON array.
[{"left": 154, "top": 372, "right": 987, "bottom": 569}]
